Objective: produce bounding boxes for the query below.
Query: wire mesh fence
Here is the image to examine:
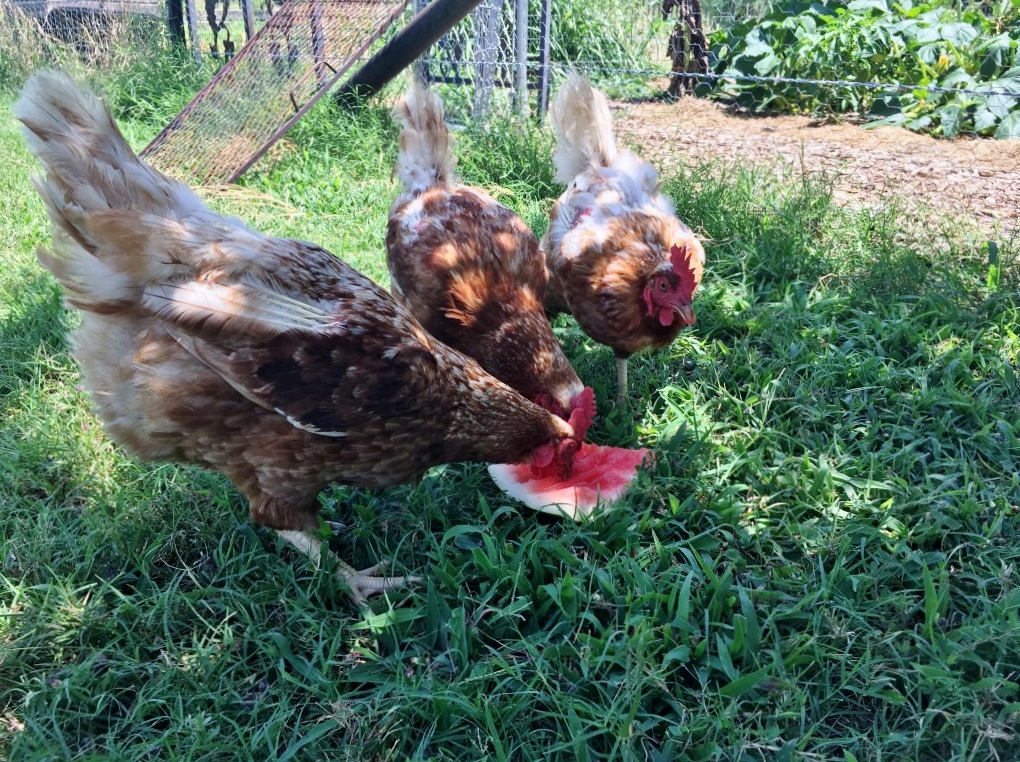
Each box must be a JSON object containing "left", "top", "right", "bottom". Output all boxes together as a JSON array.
[
  {"left": 140, "top": 0, "right": 409, "bottom": 183},
  {"left": 409, "top": 0, "right": 1018, "bottom": 236},
  {"left": 415, "top": 0, "right": 670, "bottom": 120},
  {"left": 1, "top": 0, "right": 170, "bottom": 70},
  {"left": 0, "top": 0, "right": 279, "bottom": 71},
  {"left": 413, "top": 0, "right": 546, "bottom": 120},
  {"left": 11, "top": 0, "right": 164, "bottom": 56}
]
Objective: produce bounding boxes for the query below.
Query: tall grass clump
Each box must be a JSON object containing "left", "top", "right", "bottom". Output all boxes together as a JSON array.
[
  {"left": 0, "top": 1, "right": 74, "bottom": 89},
  {"left": 548, "top": 0, "right": 671, "bottom": 97},
  {"left": 0, "top": 0, "right": 210, "bottom": 129}
]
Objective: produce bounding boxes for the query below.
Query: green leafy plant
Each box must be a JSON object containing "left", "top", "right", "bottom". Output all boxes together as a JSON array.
[{"left": 710, "top": 0, "right": 1020, "bottom": 137}]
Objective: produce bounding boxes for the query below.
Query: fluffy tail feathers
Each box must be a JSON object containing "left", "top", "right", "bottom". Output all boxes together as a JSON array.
[
  {"left": 549, "top": 74, "right": 618, "bottom": 184},
  {"left": 15, "top": 72, "right": 210, "bottom": 312},
  {"left": 392, "top": 84, "right": 454, "bottom": 194},
  {"left": 15, "top": 71, "right": 205, "bottom": 221}
]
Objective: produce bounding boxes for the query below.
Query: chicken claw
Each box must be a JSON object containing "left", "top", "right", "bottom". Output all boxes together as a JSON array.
[
  {"left": 325, "top": 520, "right": 348, "bottom": 535},
  {"left": 276, "top": 529, "right": 419, "bottom": 606},
  {"left": 334, "top": 559, "right": 421, "bottom": 606}
]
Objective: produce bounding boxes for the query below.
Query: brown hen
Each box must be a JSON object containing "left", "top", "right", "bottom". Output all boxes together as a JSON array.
[
  {"left": 542, "top": 75, "right": 706, "bottom": 405},
  {"left": 386, "top": 85, "right": 589, "bottom": 422},
  {"left": 16, "top": 72, "right": 576, "bottom": 605}
]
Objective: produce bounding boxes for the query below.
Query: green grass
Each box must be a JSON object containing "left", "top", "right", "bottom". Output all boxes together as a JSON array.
[{"left": 2, "top": 61, "right": 1020, "bottom": 762}]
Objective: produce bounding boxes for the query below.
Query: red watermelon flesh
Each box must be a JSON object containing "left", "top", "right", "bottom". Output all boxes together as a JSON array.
[{"left": 488, "top": 442, "right": 652, "bottom": 520}]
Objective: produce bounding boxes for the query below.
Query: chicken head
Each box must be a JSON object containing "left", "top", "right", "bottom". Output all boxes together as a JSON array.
[{"left": 642, "top": 243, "right": 702, "bottom": 328}]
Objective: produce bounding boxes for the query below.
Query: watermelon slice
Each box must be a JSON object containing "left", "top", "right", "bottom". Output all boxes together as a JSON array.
[
  {"left": 488, "top": 442, "right": 651, "bottom": 520},
  {"left": 489, "top": 388, "right": 651, "bottom": 520}
]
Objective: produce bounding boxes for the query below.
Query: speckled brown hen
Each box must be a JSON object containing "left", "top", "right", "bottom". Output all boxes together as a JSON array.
[
  {"left": 542, "top": 75, "right": 706, "bottom": 405},
  {"left": 386, "top": 85, "right": 589, "bottom": 422},
  {"left": 16, "top": 72, "right": 576, "bottom": 605}
]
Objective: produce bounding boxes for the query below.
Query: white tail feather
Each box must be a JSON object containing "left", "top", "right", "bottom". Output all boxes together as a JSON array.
[
  {"left": 15, "top": 71, "right": 206, "bottom": 220},
  {"left": 143, "top": 281, "right": 333, "bottom": 335},
  {"left": 15, "top": 72, "right": 212, "bottom": 311},
  {"left": 550, "top": 74, "right": 618, "bottom": 184},
  {"left": 392, "top": 85, "right": 455, "bottom": 194}
]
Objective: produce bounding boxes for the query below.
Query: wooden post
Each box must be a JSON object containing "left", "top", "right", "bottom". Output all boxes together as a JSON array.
[
  {"left": 185, "top": 0, "right": 202, "bottom": 64},
  {"left": 241, "top": 0, "right": 255, "bottom": 42},
  {"left": 535, "top": 0, "right": 551, "bottom": 116},
  {"left": 333, "top": 0, "right": 487, "bottom": 107},
  {"left": 514, "top": 0, "right": 528, "bottom": 115}
]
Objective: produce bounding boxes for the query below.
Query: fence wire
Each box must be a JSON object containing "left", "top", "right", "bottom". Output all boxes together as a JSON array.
[
  {"left": 416, "top": 0, "right": 547, "bottom": 120},
  {"left": 140, "top": 0, "right": 409, "bottom": 184},
  {"left": 3, "top": 0, "right": 169, "bottom": 64}
]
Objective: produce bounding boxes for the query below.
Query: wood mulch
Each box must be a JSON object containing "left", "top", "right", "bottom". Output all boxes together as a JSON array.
[{"left": 612, "top": 94, "right": 1020, "bottom": 240}]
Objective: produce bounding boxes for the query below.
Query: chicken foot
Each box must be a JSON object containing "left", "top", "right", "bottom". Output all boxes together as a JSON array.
[{"left": 275, "top": 529, "right": 420, "bottom": 606}]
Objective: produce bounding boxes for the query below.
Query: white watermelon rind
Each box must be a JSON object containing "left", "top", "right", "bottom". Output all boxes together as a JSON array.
[{"left": 487, "top": 458, "right": 642, "bottom": 522}]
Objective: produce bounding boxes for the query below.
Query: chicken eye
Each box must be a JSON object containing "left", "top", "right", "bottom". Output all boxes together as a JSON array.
[{"left": 658, "top": 280, "right": 667, "bottom": 291}]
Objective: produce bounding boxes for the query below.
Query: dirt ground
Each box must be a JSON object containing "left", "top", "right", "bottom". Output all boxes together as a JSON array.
[{"left": 611, "top": 93, "right": 1020, "bottom": 238}]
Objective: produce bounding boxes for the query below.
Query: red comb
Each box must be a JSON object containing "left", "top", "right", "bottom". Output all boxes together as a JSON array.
[
  {"left": 670, "top": 244, "right": 699, "bottom": 302},
  {"left": 567, "top": 387, "right": 597, "bottom": 441}
]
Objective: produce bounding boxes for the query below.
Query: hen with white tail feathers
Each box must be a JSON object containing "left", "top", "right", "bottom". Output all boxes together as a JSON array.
[
  {"left": 542, "top": 74, "right": 706, "bottom": 405},
  {"left": 386, "top": 84, "right": 590, "bottom": 422},
  {"left": 16, "top": 71, "right": 578, "bottom": 605}
]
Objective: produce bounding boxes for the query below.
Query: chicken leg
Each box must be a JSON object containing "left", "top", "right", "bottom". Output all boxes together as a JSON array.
[
  {"left": 616, "top": 356, "right": 629, "bottom": 407},
  {"left": 276, "top": 529, "right": 420, "bottom": 606}
]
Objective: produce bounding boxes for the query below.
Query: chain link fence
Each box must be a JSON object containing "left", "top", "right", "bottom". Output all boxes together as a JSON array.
[
  {"left": 413, "top": 0, "right": 549, "bottom": 120},
  {"left": 1, "top": 0, "right": 172, "bottom": 73},
  {"left": 9, "top": 0, "right": 164, "bottom": 57},
  {"left": 0, "top": 0, "right": 275, "bottom": 71},
  {"left": 415, "top": 0, "right": 670, "bottom": 119}
]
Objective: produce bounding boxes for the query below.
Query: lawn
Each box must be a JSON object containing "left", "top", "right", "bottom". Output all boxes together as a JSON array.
[{"left": 1, "top": 60, "right": 1019, "bottom": 761}]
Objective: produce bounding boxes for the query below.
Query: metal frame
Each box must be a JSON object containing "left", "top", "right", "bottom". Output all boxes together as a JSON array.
[
  {"left": 142, "top": 0, "right": 413, "bottom": 183},
  {"left": 225, "top": 0, "right": 409, "bottom": 181}
]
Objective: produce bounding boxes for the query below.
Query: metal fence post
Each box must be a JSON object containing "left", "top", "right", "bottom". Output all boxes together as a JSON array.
[
  {"left": 536, "top": 0, "right": 551, "bottom": 117},
  {"left": 241, "top": 0, "right": 255, "bottom": 42},
  {"left": 167, "top": 0, "right": 186, "bottom": 45},
  {"left": 472, "top": 0, "right": 500, "bottom": 118},
  {"left": 514, "top": 0, "right": 528, "bottom": 115},
  {"left": 412, "top": 0, "right": 427, "bottom": 82}
]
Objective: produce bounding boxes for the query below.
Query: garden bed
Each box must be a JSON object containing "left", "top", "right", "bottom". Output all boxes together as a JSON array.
[{"left": 616, "top": 92, "right": 1020, "bottom": 238}]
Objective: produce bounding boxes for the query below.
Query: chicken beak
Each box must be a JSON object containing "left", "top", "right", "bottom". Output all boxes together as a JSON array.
[{"left": 673, "top": 304, "right": 696, "bottom": 326}]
